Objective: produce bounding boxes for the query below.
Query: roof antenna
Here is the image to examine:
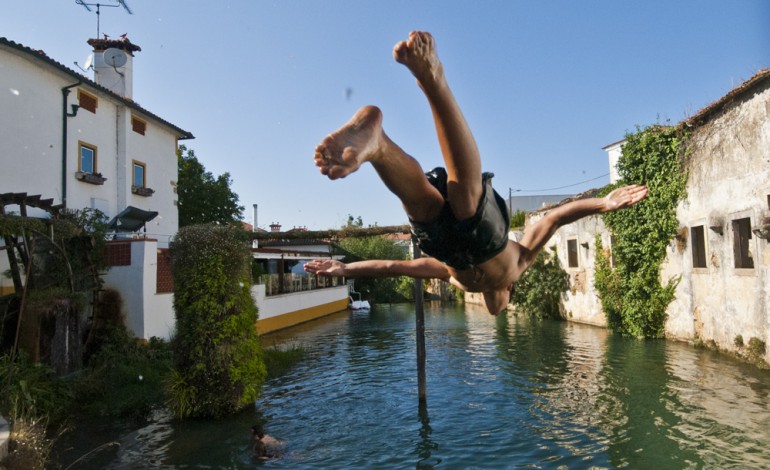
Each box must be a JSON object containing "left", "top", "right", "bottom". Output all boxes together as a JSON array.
[{"left": 75, "top": 0, "right": 133, "bottom": 38}]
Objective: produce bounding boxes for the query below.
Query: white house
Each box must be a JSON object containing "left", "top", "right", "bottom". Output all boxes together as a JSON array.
[{"left": 0, "top": 35, "right": 193, "bottom": 339}]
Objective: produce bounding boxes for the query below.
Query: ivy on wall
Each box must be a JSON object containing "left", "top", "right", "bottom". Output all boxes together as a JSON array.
[{"left": 594, "top": 125, "right": 688, "bottom": 338}]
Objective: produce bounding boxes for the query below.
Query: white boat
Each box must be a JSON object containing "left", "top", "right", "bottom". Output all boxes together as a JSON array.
[{"left": 348, "top": 281, "right": 371, "bottom": 310}]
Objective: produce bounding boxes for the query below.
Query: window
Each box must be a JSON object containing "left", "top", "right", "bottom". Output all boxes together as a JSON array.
[
  {"left": 131, "top": 161, "right": 154, "bottom": 196},
  {"left": 691, "top": 225, "right": 707, "bottom": 268},
  {"left": 132, "top": 161, "right": 146, "bottom": 188},
  {"left": 131, "top": 115, "right": 146, "bottom": 135},
  {"left": 567, "top": 239, "right": 579, "bottom": 268},
  {"left": 77, "top": 89, "right": 98, "bottom": 113},
  {"left": 79, "top": 142, "right": 97, "bottom": 173},
  {"left": 732, "top": 217, "right": 754, "bottom": 269}
]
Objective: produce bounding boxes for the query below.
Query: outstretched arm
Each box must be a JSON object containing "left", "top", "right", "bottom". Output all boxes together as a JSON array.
[
  {"left": 517, "top": 184, "right": 648, "bottom": 267},
  {"left": 304, "top": 257, "right": 451, "bottom": 281}
]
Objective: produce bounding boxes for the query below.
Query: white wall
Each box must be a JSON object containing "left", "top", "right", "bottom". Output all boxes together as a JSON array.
[
  {"left": 0, "top": 43, "right": 181, "bottom": 246},
  {"left": 662, "top": 81, "right": 770, "bottom": 358},
  {"left": 0, "top": 49, "right": 67, "bottom": 200},
  {"left": 103, "top": 240, "right": 176, "bottom": 340},
  {"left": 252, "top": 284, "right": 349, "bottom": 320}
]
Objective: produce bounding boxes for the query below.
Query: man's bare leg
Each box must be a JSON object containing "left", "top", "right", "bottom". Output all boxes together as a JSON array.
[
  {"left": 393, "top": 31, "right": 482, "bottom": 221},
  {"left": 314, "top": 105, "right": 443, "bottom": 223}
]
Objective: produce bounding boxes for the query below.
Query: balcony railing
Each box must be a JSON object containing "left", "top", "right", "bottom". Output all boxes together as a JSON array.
[{"left": 257, "top": 273, "right": 344, "bottom": 296}]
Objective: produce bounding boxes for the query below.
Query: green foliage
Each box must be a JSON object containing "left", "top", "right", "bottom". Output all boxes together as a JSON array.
[
  {"left": 594, "top": 125, "right": 687, "bottom": 338},
  {"left": 346, "top": 214, "right": 364, "bottom": 227},
  {"left": 510, "top": 209, "right": 527, "bottom": 229},
  {"left": 747, "top": 337, "right": 766, "bottom": 357},
  {"left": 0, "top": 214, "right": 46, "bottom": 237},
  {"left": 169, "top": 224, "right": 266, "bottom": 419},
  {"left": 510, "top": 249, "right": 569, "bottom": 319},
  {"left": 73, "top": 326, "right": 172, "bottom": 421},
  {"left": 177, "top": 145, "right": 245, "bottom": 227},
  {"left": 262, "top": 345, "right": 306, "bottom": 379},
  {"left": 337, "top": 234, "right": 410, "bottom": 303},
  {"left": 0, "top": 352, "right": 71, "bottom": 424}
]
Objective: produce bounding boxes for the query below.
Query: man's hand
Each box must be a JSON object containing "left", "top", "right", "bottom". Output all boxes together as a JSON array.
[
  {"left": 304, "top": 259, "right": 346, "bottom": 277},
  {"left": 602, "top": 184, "right": 648, "bottom": 212}
]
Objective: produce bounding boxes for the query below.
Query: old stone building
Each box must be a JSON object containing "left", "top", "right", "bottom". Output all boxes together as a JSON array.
[{"left": 530, "top": 68, "right": 770, "bottom": 362}]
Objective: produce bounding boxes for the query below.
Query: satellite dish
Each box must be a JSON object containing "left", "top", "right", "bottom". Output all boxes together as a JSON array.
[
  {"left": 83, "top": 53, "right": 94, "bottom": 70},
  {"left": 103, "top": 48, "right": 127, "bottom": 68}
]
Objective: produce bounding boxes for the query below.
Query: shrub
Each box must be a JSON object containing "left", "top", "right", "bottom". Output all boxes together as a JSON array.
[
  {"left": 510, "top": 249, "right": 569, "bottom": 319},
  {"left": 337, "top": 236, "right": 410, "bottom": 303},
  {"left": 169, "top": 224, "right": 266, "bottom": 419},
  {"left": 73, "top": 326, "right": 172, "bottom": 421},
  {"left": 0, "top": 353, "right": 70, "bottom": 424}
]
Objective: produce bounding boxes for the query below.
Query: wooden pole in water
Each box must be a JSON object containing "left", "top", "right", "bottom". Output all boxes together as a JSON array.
[{"left": 413, "top": 242, "right": 427, "bottom": 403}]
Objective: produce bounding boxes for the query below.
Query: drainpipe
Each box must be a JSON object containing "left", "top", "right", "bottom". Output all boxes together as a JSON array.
[{"left": 61, "top": 80, "right": 82, "bottom": 209}]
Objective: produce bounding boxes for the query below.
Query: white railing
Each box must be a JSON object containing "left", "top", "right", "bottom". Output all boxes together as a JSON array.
[{"left": 257, "top": 273, "right": 344, "bottom": 296}]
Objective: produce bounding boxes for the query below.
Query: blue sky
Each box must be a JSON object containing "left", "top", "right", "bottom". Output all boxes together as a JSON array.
[{"left": 3, "top": 1, "right": 768, "bottom": 230}]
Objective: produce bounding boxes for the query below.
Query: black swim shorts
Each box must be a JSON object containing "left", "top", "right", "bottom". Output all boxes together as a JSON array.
[{"left": 410, "top": 167, "right": 511, "bottom": 270}]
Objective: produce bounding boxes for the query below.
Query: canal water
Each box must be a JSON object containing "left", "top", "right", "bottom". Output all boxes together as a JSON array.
[{"left": 60, "top": 303, "right": 770, "bottom": 468}]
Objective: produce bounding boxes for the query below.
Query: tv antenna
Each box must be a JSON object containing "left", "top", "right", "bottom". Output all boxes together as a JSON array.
[{"left": 75, "top": 0, "right": 133, "bottom": 38}]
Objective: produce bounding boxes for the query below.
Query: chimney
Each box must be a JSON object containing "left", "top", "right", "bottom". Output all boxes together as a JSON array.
[
  {"left": 270, "top": 222, "right": 282, "bottom": 232},
  {"left": 252, "top": 204, "right": 258, "bottom": 231},
  {"left": 87, "top": 35, "right": 141, "bottom": 99}
]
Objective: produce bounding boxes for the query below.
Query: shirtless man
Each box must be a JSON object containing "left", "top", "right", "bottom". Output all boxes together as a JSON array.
[{"left": 305, "top": 31, "right": 647, "bottom": 315}]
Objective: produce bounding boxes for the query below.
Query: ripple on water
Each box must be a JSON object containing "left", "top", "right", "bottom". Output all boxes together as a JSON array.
[{"left": 56, "top": 304, "right": 770, "bottom": 468}]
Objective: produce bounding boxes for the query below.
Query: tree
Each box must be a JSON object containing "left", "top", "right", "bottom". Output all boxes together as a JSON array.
[
  {"left": 177, "top": 145, "right": 244, "bottom": 227},
  {"left": 336, "top": 216, "right": 412, "bottom": 303}
]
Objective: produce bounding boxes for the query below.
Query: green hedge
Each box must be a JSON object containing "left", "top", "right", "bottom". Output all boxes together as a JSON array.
[{"left": 169, "top": 224, "right": 266, "bottom": 418}]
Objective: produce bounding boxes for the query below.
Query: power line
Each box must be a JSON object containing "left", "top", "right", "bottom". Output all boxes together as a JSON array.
[{"left": 511, "top": 173, "right": 610, "bottom": 193}]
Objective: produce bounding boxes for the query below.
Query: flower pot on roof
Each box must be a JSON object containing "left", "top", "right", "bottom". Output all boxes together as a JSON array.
[{"left": 75, "top": 171, "right": 107, "bottom": 185}]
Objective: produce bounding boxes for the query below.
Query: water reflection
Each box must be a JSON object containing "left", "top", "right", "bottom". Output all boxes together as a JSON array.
[
  {"left": 416, "top": 401, "right": 440, "bottom": 468},
  {"left": 54, "top": 304, "right": 770, "bottom": 469}
]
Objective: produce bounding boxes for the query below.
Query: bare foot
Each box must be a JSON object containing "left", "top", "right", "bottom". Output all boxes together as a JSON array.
[
  {"left": 602, "top": 184, "right": 649, "bottom": 212},
  {"left": 392, "top": 31, "right": 444, "bottom": 87},
  {"left": 314, "top": 105, "right": 384, "bottom": 180}
]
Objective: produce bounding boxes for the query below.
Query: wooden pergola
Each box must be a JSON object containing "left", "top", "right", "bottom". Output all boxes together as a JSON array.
[{"left": 249, "top": 224, "right": 411, "bottom": 241}]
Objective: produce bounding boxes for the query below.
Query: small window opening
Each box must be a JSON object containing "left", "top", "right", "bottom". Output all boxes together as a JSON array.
[
  {"left": 567, "top": 239, "right": 579, "bottom": 268},
  {"left": 77, "top": 89, "right": 97, "bottom": 113},
  {"left": 79, "top": 143, "right": 97, "bottom": 173},
  {"left": 132, "top": 116, "right": 146, "bottom": 135},
  {"left": 691, "top": 225, "right": 707, "bottom": 268},
  {"left": 732, "top": 217, "right": 754, "bottom": 269},
  {"left": 133, "top": 161, "right": 146, "bottom": 188}
]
